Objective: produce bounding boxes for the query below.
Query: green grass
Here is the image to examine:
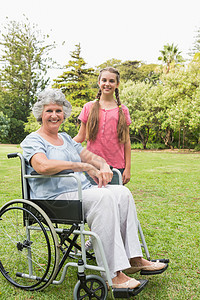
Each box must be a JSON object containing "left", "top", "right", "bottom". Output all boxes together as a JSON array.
[{"left": 0, "top": 145, "right": 199, "bottom": 299}]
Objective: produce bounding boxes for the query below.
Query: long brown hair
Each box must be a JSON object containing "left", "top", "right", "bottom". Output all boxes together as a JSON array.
[{"left": 86, "top": 67, "right": 129, "bottom": 144}]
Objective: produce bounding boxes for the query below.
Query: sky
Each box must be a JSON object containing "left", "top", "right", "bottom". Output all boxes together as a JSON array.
[{"left": 1, "top": 0, "right": 200, "bottom": 83}]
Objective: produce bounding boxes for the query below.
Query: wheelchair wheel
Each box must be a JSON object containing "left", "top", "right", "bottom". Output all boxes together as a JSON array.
[
  {"left": 73, "top": 275, "right": 108, "bottom": 300},
  {"left": 0, "top": 199, "right": 60, "bottom": 291}
]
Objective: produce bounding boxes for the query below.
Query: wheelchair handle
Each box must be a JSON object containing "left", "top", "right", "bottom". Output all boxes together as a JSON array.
[{"left": 7, "top": 153, "right": 19, "bottom": 159}]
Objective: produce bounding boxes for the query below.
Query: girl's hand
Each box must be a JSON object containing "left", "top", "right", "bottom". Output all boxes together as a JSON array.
[{"left": 122, "top": 168, "right": 131, "bottom": 185}]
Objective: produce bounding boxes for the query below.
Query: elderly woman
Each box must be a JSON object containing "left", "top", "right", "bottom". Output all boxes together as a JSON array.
[{"left": 21, "top": 89, "right": 167, "bottom": 290}]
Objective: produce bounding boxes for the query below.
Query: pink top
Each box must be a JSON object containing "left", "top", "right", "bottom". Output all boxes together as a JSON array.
[{"left": 78, "top": 101, "right": 132, "bottom": 168}]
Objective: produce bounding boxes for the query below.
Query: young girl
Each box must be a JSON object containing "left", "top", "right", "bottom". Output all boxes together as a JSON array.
[{"left": 74, "top": 67, "right": 132, "bottom": 185}]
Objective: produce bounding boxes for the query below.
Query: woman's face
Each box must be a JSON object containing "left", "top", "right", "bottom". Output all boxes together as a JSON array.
[
  {"left": 98, "top": 71, "right": 119, "bottom": 96},
  {"left": 41, "top": 103, "right": 64, "bottom": 131}
]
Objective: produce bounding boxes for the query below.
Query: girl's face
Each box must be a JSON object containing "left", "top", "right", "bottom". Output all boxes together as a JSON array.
[
  {"left": 41, "top": 103, "right": 64, "bottom": 131},
  {"left": 98, "top": 71, "right": 119, "bottom": 96}
]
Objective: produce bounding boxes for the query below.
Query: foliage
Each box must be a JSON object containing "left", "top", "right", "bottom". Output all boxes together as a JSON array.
[
  {"left": 52, "top": 44, "right": 97, "bottom": 134},
  {"left": 52, "top": 43, "right": 96, "bottom": 107},
  {"left": 120, "top": 60, "right": 200, "bottom": 149},
  {"left": 96, "top": 58, "right": 122, "bottom": 71},
  {"left": 158, "top": 64, "right": 200, "bottom": 147},
  {"left": 121, "top": 81, "right": 159, "bottom": 149},
  {"left": 0, "top": 16, "right": 56, "bottom": 143},
  {"left": 24, "top": 113, "right": 40, "bottom": 133},
  {"left": 137, "top": 63, "right": 161, "bottom": 84},
  {"left": 158, "top": 43, "right": 184, "bottom": 73},
  {"left": 115, "top": 60, "right": 160, "bottom": 83},
  {"left": 189, "top": 27, "right": 200, "bottom": 56},
  {"left": 59, "top": 106, "right": 82, "bottom": 137},
  {"left": 118, "top": 60, "right": 141, "bottom": 81},
  {"left": 96, "top": 60, "right": 161, "bottom": 84},
  {"left": 8, "top": 118, "right": 26, "bottom": 144},
  {"left": 0, "top": 112, "right": 10, "bottom": 142}
]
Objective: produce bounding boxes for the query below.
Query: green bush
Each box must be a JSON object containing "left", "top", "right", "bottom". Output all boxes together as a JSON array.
[
  {"left": 194, "top": 144, "right": 200, "bottom": 151},
  {"left": 131, "top": 142, "right": 167, "bottom": 150},
  {"left": 131, "top": 143, "right": 143, "bottom": 149},
  {"left": 5, "top": 118, "right": 26, "bottom": 144},
  {"left": 146, "top": 142, "right": 167, "bottom": 150},
  {"left": 0, "top": 112, "right": 10, "bottom": 143}
]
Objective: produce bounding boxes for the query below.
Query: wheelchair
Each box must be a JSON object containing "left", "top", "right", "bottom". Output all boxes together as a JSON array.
[{"left": 0, "top": 152, "right": 168, "bottom": 299}]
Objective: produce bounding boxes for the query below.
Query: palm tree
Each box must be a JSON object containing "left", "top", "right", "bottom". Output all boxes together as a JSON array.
[{"left": 158, "top": 43, "right": 184, "bottom": 73}]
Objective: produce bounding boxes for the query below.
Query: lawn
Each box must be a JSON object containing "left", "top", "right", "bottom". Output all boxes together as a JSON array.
[{"left": 0, "top": 145, "right": 199, "bottom": 300}]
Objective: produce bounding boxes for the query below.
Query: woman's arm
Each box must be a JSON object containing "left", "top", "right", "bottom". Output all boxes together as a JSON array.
[
  {"left": 30, "top": 152, "right": 97, "bottom": 176},
  {"left": 30, "top": 151, "right": 112, "bottom": 187},
  {"left": 73, "top": 122, "right": 86, "bottom": 143}
]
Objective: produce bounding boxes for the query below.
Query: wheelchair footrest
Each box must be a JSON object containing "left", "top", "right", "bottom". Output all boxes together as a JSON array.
[
  {"left": 140, "top": 260, "right": 169, "bottom": 275},
  {"left": 151, "top": 258, "right": 170, "bottom": 263},
  {"left": 113, "top": 279, "right": 148, "bottom": 298}
]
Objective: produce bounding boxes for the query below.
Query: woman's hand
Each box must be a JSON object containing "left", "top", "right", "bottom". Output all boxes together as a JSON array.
[
  {"left": 87, "top": 163, "right": 113, "bottom": 188},
  {"left": 80, "top": 149, "right": 113, "bottom": 187},
  {"left": 99, "top": 162, "right": 113, "bottom": 186}
]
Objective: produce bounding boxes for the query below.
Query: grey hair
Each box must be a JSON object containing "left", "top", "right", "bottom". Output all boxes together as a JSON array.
[{"left": 32, "top": 89, "right": 72, "bottom": 124}]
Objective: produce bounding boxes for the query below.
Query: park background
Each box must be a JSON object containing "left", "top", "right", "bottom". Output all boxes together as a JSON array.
[
  {"left": 0, "top": 0, "right": 200, "bottom": 150},
  {"left": 0, "top": 1, "right": 200, "bottom": 299}
]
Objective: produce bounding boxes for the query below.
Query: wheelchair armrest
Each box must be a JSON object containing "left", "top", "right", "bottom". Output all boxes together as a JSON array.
[
  {"left": 31, "top": 170, "right": 74, "bottom": 176},
  {"left": 110, "top": 167, "right": 123, "bottom": 185},
  {"left": 25, "top": 171, "right": 82, "bottom": 202}
]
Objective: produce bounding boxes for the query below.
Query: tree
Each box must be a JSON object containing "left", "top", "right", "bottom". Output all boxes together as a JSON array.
[
  {"left": 120, "top": 81, "right": 157, "bottom": 149},
  {"left": 114, "top": 60, "right": 160, "bottom": 83},
  {"left": 152, "top": 62, "right": 200, "bottom": 149},
  {"left": 53, "top": 43, "right": 96, "bottom": 107},
  {"left": 96, "top": 59, "right": 122, "bottom": 71},
  {"left": 96, "top": 59, "right": 160, "bottom": 84},
  {"left": 158, "top": 43, "right": 184, "bottom": 73},
  {"left": 137, "top": 63, "right": 160, "bottom": 84},
  {"left": 52, "top": 44, "right": 96, "bottom": 136},
  {"left": 0, "top": 16, "right": 56, "bottom": 143},
  {"left": 189, "top": 27, "right": 200, "bottom": 57},
  {"left": 120, "top": 62, "right": 200, "bottom": 150},
  {"left": 118, "top": 60, "right": 142, "bottom": 82}
]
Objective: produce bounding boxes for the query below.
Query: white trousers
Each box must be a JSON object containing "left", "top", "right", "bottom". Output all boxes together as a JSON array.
[{"left": 56, "top": 185, "right": 143, "bottom": 279}]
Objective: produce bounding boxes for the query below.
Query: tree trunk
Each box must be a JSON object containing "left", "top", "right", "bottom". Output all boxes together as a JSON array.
[
  {"left": 183, "top": 127, "right": 185, "bottom": 149},
  {"left": 162, "top": 127, "right": 174, "bottom": 149},
  {"left": 178, "top": 127, "right": 181, "bottom": 149},
  {"left": 138, "top": 127, "right": 149, "bottom": 150}
]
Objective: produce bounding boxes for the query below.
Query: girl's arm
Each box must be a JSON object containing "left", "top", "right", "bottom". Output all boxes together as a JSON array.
[
  {"left": 73, "top": 122, "right": 86, "bottom": 143},
  {"left": 122, "top": 132, "right": 131, "bottom": 185}
]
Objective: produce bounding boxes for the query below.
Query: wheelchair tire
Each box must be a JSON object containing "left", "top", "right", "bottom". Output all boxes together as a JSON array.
[
  {"left": 0, "top": 199, "right": 60, "bottom": 291},
  {"left": 73, "top": 275, "right": 108, "bottom": 300}
]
